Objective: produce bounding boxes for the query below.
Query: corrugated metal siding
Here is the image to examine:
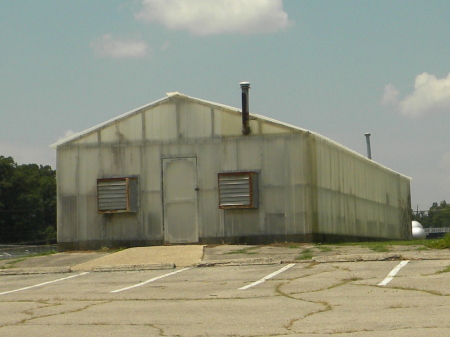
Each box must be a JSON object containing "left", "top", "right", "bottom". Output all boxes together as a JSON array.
[
  {"left": 56, "top": 95, "right": 411, "bottom": 249},
  {"left": 145, "top": 104, "right": 178, "bottom": 141},
  {"left": 314, "top": 136, "right": 410, "bottom": 239}
]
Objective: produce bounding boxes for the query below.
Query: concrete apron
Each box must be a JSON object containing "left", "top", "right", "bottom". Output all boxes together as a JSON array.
[{"left": 1, "top": 244, "right": 450, "bottom": 275}]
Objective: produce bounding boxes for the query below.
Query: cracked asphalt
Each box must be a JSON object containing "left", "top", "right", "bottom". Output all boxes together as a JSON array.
[{"left": 0, "top": 244, "right": 450, "bottom": 336}]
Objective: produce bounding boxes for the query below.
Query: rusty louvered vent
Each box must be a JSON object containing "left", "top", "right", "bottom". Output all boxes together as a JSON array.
[
  {"left": 218, "top": 172, "right": 259, "bottom": 209},
  {"left": 97, "top": 177, "right": 137, "bottom": 213}
]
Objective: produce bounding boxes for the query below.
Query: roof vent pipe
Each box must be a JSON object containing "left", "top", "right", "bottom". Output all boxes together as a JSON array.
[
  {"left": 365, "top": 133, "right": 372, "bottom": 159},
  {"left": 240, "top": 82, "right": 251, "bottom": 135}
]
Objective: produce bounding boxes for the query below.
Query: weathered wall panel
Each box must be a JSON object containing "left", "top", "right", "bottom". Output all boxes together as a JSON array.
[
  {"left": 215, "top": 109, "right": 242, "bottom": 137},
  {"left": 55, "top": 93, "right": 411, "bottom": 250},
  {"left": 142, "top": 191, "right": 163, "bottom": 237},
  {"left": 57, "top": 147, "right": 78, "bottom": 194},
  {"left": 237, "top": 138, "right": 262, "bottom": 170},
  {"left": 179, "top": 102, "right": 212, "bottom": 139},
  {"left": 196, "top": 142, "right": 221, "bottom": 239},
  {"left": 73, "top": 131, "right": 98, "bottom": 145},
  {"left": 145, "top": 104, "right": 177, "bottom": 141},
  {"left": 219, "top": 141, "right": 238, "bottom": 171},
  {"left": 313, "top": 136, "right": 410, "bottom": 240}
]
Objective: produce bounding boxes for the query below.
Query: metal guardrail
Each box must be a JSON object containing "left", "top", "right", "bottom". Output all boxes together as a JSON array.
[
  {"left": 0, "top": 245, "right": 58, "bottom": 260},
  {"left": 423, "top": 228, "right": 450, "bottom": 234}
]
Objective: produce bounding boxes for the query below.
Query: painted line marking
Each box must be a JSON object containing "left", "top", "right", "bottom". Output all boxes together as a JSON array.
[
  {"left": 111, "top": 267, "right": 190, "bottom": 293},
  {"left": 0, "top": 272, "right": 90, "bottom": 296},
  {"left": 239, "top": 263, "right": 295, "bottom": 290},
  {"left": 378, "top": 260, "right": 410, "bottom": 286}
]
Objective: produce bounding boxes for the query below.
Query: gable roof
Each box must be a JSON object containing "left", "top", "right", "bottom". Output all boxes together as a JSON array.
[
  {"left": 50, "top": 92, "right": 410, "bottom": 180},
  {"left": 50, "top": 91, "right": 309, "bottom": 148}
]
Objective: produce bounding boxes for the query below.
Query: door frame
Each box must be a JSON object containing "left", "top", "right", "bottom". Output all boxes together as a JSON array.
[{"left": 161, "top": 157, "right": 199, "bottom": 243}]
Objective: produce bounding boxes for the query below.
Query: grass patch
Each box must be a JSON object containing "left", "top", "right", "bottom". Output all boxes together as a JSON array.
[
  {"left": 317, "top": 246, "right": 332, "bottom": 252},
  {"left": 323, "top": 234, "right": 450, "bottom": 251},
  {"left": 366, "top": 243, "right": 390, "bottom": 252},
  {"left": 416, "top": 246, "right": 429, "bottom": 251},
  {"left": 424, "top": 233, "right": 450, "bottom": 249},
  {"left": 295, "top": 248, "right": 313, "bottom": 260},
  {"left": 334, "top": 241, "right": 390, "bottom": 252},
  {"left": 226, "top": 247, "right": 259, "bottom": 255},
  {"left": 0, "top": 250, "right": 57, "bottom": 269},
  {"left": 35, "top": 250, "right": 57, "bottom": 256},
  {"left": 436, "top": 266, "right": 450, "bottom": 274},
  {"left": 269, "top": 242, "right": 304, "bottom": 248},
  {"left": 2, "top": 257, "right": 27, "bottom": 268}
]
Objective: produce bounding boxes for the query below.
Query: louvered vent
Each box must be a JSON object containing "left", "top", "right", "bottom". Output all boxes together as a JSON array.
[
  {"left": 97, "top": 177, "right": 137, "bottom": 213},
  {"left": 218, "top": 172, "right": 258, "bottom": 209}
]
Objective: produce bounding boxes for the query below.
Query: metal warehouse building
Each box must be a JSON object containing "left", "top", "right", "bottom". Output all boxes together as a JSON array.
[{"left": 52, "top": 84, "right": 412, "bottom": 251}]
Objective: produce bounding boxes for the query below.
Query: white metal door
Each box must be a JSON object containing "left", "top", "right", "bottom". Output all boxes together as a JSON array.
[{"left": 162, "top": 157, "right": 199, "bottom": 243}]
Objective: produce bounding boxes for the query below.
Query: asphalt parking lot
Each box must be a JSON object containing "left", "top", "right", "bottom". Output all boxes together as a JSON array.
[{"left": 0, "top": 244, "right": 449, "bottom": 337}]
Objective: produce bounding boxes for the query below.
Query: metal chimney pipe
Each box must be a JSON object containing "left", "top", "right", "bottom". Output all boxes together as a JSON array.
[
  {"left": 365, "top": 133, "right": 372, "bottom": 159},
  {"left": 240, "top": 82, "right": 251, "bottom": 135}
]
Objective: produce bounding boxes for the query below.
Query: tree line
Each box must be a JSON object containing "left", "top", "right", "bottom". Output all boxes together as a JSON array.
[
  {"left": 413, "top": 200, "right": 450, "bottom": 228},
  {"left": 0, "top": 155, "right": 56, "bottom": 244}
]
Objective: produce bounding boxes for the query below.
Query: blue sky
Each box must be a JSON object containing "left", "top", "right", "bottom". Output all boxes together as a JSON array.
[{"left": 1, "top": 0, "right": 449, "bottom": 211}]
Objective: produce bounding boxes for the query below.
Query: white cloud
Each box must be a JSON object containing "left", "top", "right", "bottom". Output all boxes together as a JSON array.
[
  {"left": 135, "top": 0, "right": 292, "bottom": 36},
  {"left": 381, "top": 72, "right": 450, "bottom": 118},
  {"left": 91, "top": 34, "right": 150, "bottom": 59}
]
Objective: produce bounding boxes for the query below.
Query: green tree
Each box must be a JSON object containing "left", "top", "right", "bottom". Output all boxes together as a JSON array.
[
  {"left": 0, "top": 156, "right": 56, "bottom": 244},
  {"left": 414, "top": 201, "right": 450, "bottom": 228}
]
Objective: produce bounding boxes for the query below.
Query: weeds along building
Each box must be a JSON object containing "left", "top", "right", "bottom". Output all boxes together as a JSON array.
[{"left": 52, "top": 84, "right": 412, "bottom": 250}]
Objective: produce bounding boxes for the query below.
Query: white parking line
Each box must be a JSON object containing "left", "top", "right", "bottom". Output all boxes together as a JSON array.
[
  {"left": 110, "top": 267, "right": 190, "bottom": 293},
  {"left": 0, "top": 272, "right": 90, "bottom": 296},
  {"left": 378, "top": 260, "right": 410, "bottom": 286},
  {"left": 239, "top": 263, "right": 295, "bottom": 290}
]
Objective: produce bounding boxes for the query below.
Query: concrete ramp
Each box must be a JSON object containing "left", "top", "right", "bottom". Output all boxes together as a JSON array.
[{"left": 72, "top": 246, "right": 204, "bottom": 271}]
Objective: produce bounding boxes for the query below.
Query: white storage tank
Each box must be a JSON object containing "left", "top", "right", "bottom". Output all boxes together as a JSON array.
[{"left": 412, "top": 221, "right": 426, "bottom": 240}]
